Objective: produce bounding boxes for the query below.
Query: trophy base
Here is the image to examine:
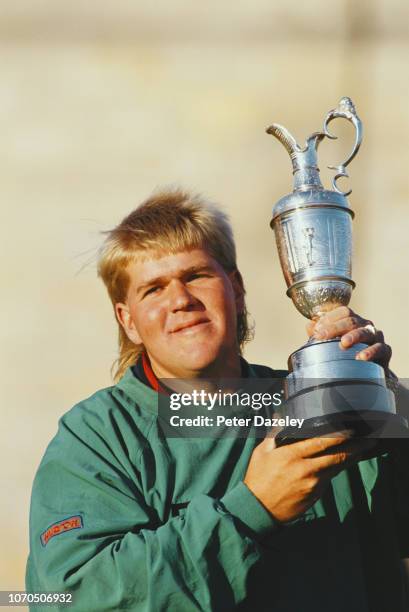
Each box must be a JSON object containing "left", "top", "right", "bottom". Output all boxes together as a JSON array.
[
  {"left": 276, "top": 337, "right": 408, "bottom": 458},
  {"left": 275, "top": 411, "right": 409, "bottom": 458}
]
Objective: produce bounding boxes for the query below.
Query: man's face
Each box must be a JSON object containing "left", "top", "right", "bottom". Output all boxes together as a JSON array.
[{"left": 115, "top": 248, "right": 244, "bottom": 378}]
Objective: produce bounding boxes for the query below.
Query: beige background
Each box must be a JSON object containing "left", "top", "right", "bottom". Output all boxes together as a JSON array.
[{"left": 1, "top": 0, "right": 408, "bottom": 593}]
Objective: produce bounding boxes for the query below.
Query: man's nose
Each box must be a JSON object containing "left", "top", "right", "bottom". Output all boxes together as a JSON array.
[{"left": 168, "top": 280, "right": 197, "bottom": 311}]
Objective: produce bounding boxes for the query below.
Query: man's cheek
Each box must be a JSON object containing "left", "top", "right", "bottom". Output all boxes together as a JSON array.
[{"left": 140, "top": 307, "right": 162, "bottom": 326}]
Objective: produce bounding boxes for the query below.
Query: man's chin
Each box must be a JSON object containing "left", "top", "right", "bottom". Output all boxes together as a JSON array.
[
  {"left": 182, "top": 346, "right": 242, "bottom": 377},
  {"left": 162, "top": 345, "right": 224, "bottom": 378},
  {"left": 176, "top": 353, "right": 219, "bottom": 376}
]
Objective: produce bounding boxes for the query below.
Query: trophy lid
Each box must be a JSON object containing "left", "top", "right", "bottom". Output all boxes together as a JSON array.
[{"left": 268, "top": 97, "right": 362, "bottom": 224}]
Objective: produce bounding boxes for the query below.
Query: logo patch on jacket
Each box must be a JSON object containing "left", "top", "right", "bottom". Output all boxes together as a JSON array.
[{"left": 40, "top": 515, "right": 83, "bottom": 547}]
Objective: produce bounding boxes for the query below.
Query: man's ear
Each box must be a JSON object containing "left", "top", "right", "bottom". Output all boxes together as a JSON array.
[
  {"left": 229, "top": 269, "right": 245, "bottom": 314},
  {"left": 115, "top": 302, "right": 142, "bottom": 345}
]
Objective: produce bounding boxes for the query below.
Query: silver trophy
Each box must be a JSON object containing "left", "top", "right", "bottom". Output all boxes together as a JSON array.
[{"left": 267, "top": 97, "right": 406, "bottom": 445}]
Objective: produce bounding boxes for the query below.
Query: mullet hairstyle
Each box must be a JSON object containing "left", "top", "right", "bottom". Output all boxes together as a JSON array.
[{"left": 97, "top": 189, "right": 253, "bottom": 381}]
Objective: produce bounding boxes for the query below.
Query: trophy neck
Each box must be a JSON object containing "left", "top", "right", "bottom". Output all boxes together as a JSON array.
[{"left": 291, "top": 137, "right": 324, "bottom": 192}]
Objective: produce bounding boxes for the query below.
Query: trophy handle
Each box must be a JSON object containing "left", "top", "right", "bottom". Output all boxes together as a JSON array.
[{"left": 323, "top": 97, "right": 363, "bottom": 196}]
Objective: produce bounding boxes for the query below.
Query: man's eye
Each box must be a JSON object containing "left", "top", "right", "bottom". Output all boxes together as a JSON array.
[
  {"left": 188, "top": 273, "right": 209, "bottom": 281},
  {"left": 143, "top": 286, "right": 161, "bottom": 298}
]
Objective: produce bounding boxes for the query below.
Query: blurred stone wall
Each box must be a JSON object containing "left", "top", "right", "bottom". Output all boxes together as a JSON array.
[{"left": 1, "top": 0, "right": 408, "bottom": 589}]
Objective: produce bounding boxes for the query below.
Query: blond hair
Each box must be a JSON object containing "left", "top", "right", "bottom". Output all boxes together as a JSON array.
[{"left": 97, "top": 188, "right": 252, "bottom": 381}]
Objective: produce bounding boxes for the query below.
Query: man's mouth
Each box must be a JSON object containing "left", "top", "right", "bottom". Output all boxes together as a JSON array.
[{"left": 170, "top": 319, "right": 210, "bottom": 334}]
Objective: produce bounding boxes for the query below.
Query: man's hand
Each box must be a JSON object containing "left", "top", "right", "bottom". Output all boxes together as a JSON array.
[
  {"left": 244, "top": 434, "right": 374, "bottom": 523},
  {"left": 306, "top": 306, "right": 392, "bottom": 371}
]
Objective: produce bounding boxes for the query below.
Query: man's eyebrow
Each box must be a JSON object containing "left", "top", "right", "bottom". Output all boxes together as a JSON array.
[{"left": 136, "top": 264, "right": 216, "bottom": 295}]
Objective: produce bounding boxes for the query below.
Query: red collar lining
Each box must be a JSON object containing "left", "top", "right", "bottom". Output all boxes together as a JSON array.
[{"left": 141, "top": 352, "right": 167, "bottom": 394}]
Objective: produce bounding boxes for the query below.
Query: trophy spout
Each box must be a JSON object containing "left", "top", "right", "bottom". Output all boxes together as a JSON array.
[{"left": 266, "top": 124, "right": 326, "bottom": 192}]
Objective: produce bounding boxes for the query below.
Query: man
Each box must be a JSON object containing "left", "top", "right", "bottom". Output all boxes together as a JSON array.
[{"left": 26, "top": 189, "right": 408, "bottom": 611}]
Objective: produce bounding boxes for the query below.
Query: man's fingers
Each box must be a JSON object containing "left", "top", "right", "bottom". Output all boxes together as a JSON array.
[
  {"left": 258, "top": 432, "right": 278, "bottom": 450},
  {"left": 340, "top": 327, "right": 385, "bottom": 349},
  {"left": 293, "top": 432, "right": 355, "bottom": 458},
  {"left": 314, "top": 306, "right": 357, "bottom": 324},
  {"left": 308, "top": 438, "right": 377, "bottom": 473},
  {"left": 306, "top": 320, "right": 316, "bottom": 337},
  {"left": 306, "top": 307, "right": 356, "bottom": 338},
  {"left": 355, "top": 342, "right": 392, "bottom": 365},
  {"left": 314, "top": 315, "right": 367, "bottom": 340}
]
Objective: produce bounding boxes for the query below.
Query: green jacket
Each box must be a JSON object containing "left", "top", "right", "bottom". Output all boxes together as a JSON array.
[{"left": 26, "top": 365, "right": 408, "bottom": 611}]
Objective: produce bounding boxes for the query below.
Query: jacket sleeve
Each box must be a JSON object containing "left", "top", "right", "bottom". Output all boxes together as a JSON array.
[{"left": 26, "top": 406, "right": 278, "bottom": 612}]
